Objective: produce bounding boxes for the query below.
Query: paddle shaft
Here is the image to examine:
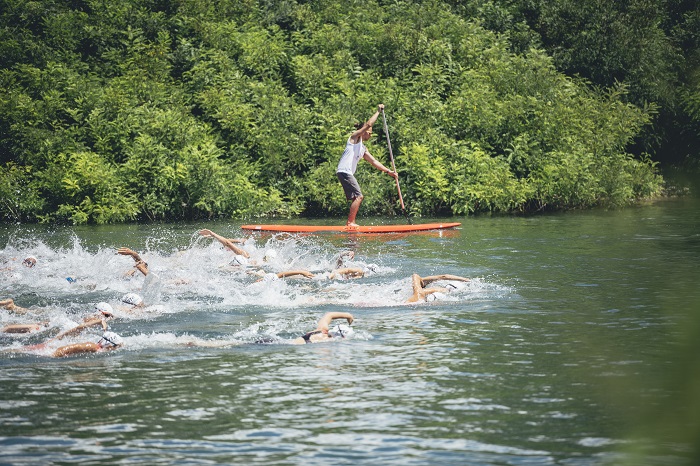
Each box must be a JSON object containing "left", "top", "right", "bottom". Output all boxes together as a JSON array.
[{"left": 381, "top": 109, "right": 406, "bottom": 211}]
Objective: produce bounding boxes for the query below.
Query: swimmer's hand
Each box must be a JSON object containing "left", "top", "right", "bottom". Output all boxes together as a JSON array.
[{"left": 117, "top": 247, "right": 142, "bottom": 261}]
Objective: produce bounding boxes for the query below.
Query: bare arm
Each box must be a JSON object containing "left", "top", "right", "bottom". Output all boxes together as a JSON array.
[
  {"left": 336, "top": 250, "right": 355, "bottom": 268},
  {"left": 350, "top": 104, "right": 384, "bottom": 142},
  {"left": 0, "top": 298, "right": 30, "bottom": 314},
  {"left": 407, "top": 273, "right": 425, "bottom": 303},
  {"left": 53, "top": 317, "right": 108, "bottom": 341},
  {"left": 329, "top": 267, "right": 365, "bottom": 280},
  {"left": 199, "top": 229, "right": 250, "bottom": 258},
  {"left": 315, "top": 312, "right": 354, "bottom": 332},
  {"left": 420, "top": 274, "right": 470, "bottom": 287},
  {"left": 118, "top": 247, "right": 149, "bottom": 276},
  {"left": 117, "top": 247, "right": 143, "bottom": 262},
  {"left": 363, "top": 150, "right": 399, "bottom": 178},
  {"left": 53, "top": 342, "right": 101, "bottom": 358},
  {"left": 277, "top": 270, "right": 315, "bottom": 279},
  {"left": 2, "top": 323, "right": 47, "bottom": 333}
]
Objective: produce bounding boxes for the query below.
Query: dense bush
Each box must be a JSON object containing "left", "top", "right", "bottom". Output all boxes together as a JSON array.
[{"left": 0, "top": 0, "right": 670, "bottom": 224}]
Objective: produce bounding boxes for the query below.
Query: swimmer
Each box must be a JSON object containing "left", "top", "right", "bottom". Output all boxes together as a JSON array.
[
  {"left": 18, "top": 303, "right": 116, "bottom": 352},
  {"left": 1, "top": 298, "right": 31, "bottom": 314},
  {"left": 199, "top": 229, "right": 250, "bottom": 259},
  {"left": 50, "top": 302, "right": 114, "bottom": 341},
  {"left": 168, "top": 312, "right": 356, "bottom": 348},
  {"left": 406, "top": 273, "right": 471, "bottom": 303},
  {"left": 117, "top": 247, "right": 149, "bottom": 276},
  {"left": 52, "top": 331, "right": 124, "bottom": 357},
  {"left": 2, "top": 298, "right": 46, "bottom": 333},
  {"left": 291, "top": 311, "right": 355, "bottom": 345},
  {"left": 22, "top": 256, "right": 37, "bottom": 268},
  {"left": 0, "top": 256, "right": 36, "bottom": 273}
]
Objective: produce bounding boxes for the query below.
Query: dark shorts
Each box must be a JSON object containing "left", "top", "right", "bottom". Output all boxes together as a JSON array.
[{"left": 337, "top": 172, "right": 362, "bottom": 200}]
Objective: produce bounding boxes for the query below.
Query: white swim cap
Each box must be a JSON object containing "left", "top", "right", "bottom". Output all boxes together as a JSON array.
[
  {"left": 230, "top": 254, "right": 249, "bottom": 266},
  {"left": 263, "top": 249, "right": 277, "bottom": 261},
  {"left": 94, "top": 302, "right": 114, "bottom": 314},
  {"left": 445, "top": 281, "right": 467, "bottom": 291},
  {"left": 328, "top": 324, "right": 354, "bottom": 339},
  {"left": 121, "top": 293, "right": 143, "bottom": 306},
  {"left": 262, "top": 272, "right": 279, "bottom": 282},
  {"left": 98, "top": 331, "right": 123, "bottom": 347},
  {"left": 365, "top": 264, "right": 378, "bottom": 274},
  {"left": 426, "top": 292, "right": 446, "bottom": 302}
]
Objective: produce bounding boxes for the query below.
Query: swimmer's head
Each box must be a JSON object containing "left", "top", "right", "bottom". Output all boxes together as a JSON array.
[
  {"left": 262, "top": 272, "right": 279, "bottom": 282},
  {"left": 22, "top": 256, "right": 36, "bottom": 268},
  {"left": 263, "top": 249, "right": 277, "bottom": 262},
  {"left": 94, "top": 302, "right": 114, "bottom": 316},
  {"left": 97, "top": 331, "right": 123, "bottom": 348},
  {"left": 445, "top": 281, "right": 467, "bottom": 292},
  {"left": 230, "top": 254, "right": 249, "bottom": 266},
  {"left": 364, "top": 264, "right": 379, "bottom": 274},
  {"left": 426, "top": 292, "right": 446, "bottom": 302},
  {"left": 328, "top": 324, "right": 354, "bottom": 339},
  {"left": 121, "top": 293, "right": 143, "bottom": 306}
]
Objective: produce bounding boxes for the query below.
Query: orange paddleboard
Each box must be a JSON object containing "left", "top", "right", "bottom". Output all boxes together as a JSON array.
[{"left": 241, "top": 222, "right": 461, "bottom": 234}]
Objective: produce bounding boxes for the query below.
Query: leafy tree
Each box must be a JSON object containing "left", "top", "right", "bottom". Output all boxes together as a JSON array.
[{"left": 0, "top": 0, "right": 670, "bottom": 224}]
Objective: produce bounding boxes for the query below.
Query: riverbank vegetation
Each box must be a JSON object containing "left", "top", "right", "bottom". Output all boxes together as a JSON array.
[{"left": 1, "top": 0, "right": 696, "bottom": 224}]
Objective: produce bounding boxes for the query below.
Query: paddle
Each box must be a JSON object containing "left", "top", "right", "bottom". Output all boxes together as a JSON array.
[{"left": 381, "top": 109, "right": 411, "bottom": 224}]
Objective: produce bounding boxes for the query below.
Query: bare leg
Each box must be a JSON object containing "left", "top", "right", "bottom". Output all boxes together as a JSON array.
[{"left": 347, "top": 195, "right": 363, "bottom": 226}]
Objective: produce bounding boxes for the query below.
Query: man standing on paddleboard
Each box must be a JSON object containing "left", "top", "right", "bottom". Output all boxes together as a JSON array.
[{"left": 337, "top": 104, "right": 398, "bottom": 227}]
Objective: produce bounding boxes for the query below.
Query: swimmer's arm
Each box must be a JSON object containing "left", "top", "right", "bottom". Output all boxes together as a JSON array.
[
  {"left": 336, "top": 250, "right": 355, "bottom": 268},
  {"left": 0, "top": 298, "right": 14, "bottom": 308},
  {"left": 53, "top": 342, "right": 101, "bottom": 358},
  {"left": 118, "top": 247, "right": 149, "bottom": 276},
  {"left": 277, "top": 270, "right": 315, "bottom": 279},
  {"left": 316, "top": 312, "right": 354, "bottom": 332},
  {"left": 420, "top": 274, "right": 470, "bottom": 286},
  {"left": 199, "top": 229, "right": 250, "bottom": 258},
  {"left": 329, "top": 267, "right": 364, "bottom": 280},
  {"left": 117, "top": 247, "right": 143, "bottom": 262},
  {"left": 54, "top": 317, "right": 105, "bottom": 340},
  {"left": 406, "top": 286, "right": 448, "bottom": 303},
  {"left": 1, "top": 323, "right": 46, "bottom": 333},
  {"left": 407, "top": 273, "right": 424, "bottom": 302},
  {"left": 0, "top": 298, "right": 30, "bottom": 314},
  {"left": 134, "top": 261, "right": 149, "bottom": 276}
]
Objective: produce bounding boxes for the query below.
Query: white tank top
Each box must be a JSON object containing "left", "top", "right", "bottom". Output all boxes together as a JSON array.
[{"left": 336, "top": 137, "right": 365, "bottom": 175}]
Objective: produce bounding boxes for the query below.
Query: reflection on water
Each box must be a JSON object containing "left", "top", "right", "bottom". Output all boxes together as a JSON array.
[{"left": 1, "top": 201, "right": 699, "bottom": 465}]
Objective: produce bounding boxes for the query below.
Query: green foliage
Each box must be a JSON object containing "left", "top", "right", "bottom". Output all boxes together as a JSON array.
[
  {"left": 470, "top": 0, "right": 699, "bottom": 163},
  {"left": 0, "top": 0, "right": 673, "bottom": 224},
  {"left": 0, "top": 163, "right": 43, "bottom": 222},
  {"left": 37, "top": 151, "right": 138, "bottom": 224}
]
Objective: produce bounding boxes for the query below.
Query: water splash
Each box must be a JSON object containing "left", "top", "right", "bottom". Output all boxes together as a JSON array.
[{"left": 2, "top": 232, "right": 505, "bottom": 355}]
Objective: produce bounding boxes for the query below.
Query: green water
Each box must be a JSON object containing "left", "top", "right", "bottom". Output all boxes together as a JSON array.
[{"left": 1, "top": 190, "right": 699, "bottom": 464}]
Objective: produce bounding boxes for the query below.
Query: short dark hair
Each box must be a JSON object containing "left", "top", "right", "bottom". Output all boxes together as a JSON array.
[{"left": 354, "top": 121, "right": 364, "bottom": 130}]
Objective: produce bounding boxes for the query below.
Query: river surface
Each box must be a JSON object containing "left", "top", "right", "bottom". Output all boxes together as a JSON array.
[{"left": 1, "top": 184, "right": 699, "bottom": 465}]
